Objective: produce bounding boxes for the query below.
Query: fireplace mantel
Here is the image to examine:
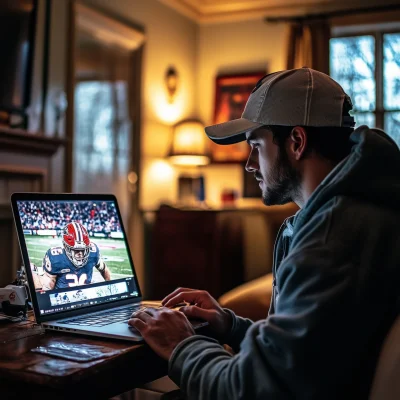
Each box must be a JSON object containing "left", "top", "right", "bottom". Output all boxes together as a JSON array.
[
  {"left": 0, "top": 127, "right": 66, "bottom": 156},
  {"left": 0, "top": 127, "right": 66, "bottom": 286}
]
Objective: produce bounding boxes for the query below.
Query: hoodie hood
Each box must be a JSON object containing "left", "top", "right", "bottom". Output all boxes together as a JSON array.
[{"left": 295, "top": 125, "right": 400, "bottom": 230}]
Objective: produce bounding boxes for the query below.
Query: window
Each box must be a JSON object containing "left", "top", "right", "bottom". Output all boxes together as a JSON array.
[{"left": 330, "top": 27, "right": 400, "bottom": 145}]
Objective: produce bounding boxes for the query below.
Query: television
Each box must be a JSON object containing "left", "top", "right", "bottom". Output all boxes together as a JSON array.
[{"left": 0, "top": 0, "right": 37, "bottom": 121}]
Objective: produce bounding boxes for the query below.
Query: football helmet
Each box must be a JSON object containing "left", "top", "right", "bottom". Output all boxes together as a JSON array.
[{"left": 62, "top": 222, "right": 91, "bottom": 268}]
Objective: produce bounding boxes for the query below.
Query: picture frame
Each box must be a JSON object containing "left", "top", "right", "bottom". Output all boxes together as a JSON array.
[
  {"left": 211, "top": 71, "right": 266, "bottom": 198},
  {"left": 210, "top": 71, "right": 265, "bottom": 163}
]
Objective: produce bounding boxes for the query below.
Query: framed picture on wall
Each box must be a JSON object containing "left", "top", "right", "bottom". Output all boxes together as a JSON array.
[{"left": 210, "top": 71, "right": 265, "bottom": 163}]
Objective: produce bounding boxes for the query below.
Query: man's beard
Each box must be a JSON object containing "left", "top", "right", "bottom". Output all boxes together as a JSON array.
[{"left": 259, "top": 147, "right": 301, "bottom": 206}]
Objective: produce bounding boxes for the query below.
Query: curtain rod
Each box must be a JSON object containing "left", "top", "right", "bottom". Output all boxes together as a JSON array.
[{"left": 265, "top": 3, "right": 400, "bottom": 23}]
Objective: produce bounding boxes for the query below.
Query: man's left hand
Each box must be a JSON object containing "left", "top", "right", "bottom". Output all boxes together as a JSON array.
[{"left": 128, "top": 307, "right": 195, "bottom": 360}]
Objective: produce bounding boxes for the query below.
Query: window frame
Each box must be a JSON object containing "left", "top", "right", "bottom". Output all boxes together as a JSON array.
[{"left": 331, "top": 25, "right": 400, "bottom": 130}]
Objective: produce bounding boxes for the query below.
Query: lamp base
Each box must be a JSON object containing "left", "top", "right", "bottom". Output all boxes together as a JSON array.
[{"left": 177, "top": 174, "right": 205, "bottom": 206}]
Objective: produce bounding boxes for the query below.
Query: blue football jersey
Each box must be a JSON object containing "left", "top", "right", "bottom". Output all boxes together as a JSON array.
[{"left": 43, "top": 243, "right": 101, "bottom": 289}]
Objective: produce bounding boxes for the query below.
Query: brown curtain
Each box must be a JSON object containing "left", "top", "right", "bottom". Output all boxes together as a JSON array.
[{"left": 286, "top": 19, "right": 331, "bottom": 74}]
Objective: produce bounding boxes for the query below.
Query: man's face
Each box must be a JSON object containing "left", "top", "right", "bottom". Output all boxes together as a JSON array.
[
  {"left": 73, "top": 249, "right": 85, "bottom": 261},
  {"left": 245, "top": 127, "right": 301, "bottom": 206}
]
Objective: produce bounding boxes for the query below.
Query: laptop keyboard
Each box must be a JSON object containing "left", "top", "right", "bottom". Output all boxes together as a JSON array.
[{"left": 58, "top": 305, "right": 141, "bottom": 327}]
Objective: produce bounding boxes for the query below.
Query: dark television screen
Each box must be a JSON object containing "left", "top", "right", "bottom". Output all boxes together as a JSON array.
[{"left": 0, "top": 0, "right": 37, "bottom": 112}]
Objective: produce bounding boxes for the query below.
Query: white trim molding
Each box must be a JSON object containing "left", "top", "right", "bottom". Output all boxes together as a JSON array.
[
  {"left": 76, "top": 3, "right": 145, "bottom": 50},
  {"left": 159, "top": 0, "right": 400, "bottom": 24}
]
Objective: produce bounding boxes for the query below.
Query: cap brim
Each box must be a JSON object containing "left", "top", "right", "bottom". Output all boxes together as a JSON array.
[{"left": 205, "top": 118, "right": 263, "bottom": 145}]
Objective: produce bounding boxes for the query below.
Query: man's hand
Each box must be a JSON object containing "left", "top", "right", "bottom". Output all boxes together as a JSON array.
[
  {"left": 162, "top": 288, "right": 232, "bottom": 338},
  {"left": 128, "top": 307, "right": 195, "bottom": 360}
]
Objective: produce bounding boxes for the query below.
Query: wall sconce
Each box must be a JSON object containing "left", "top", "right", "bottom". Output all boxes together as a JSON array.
[
  {"left": 168, "top": 119, "right": 210, "bottom": 166},
  {"left": 165, "top": 66, "right": 178, "bottom": 103}
]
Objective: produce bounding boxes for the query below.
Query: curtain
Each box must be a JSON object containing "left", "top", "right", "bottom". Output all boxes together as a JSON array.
[{"left": 286, "top": 19, "right": 331, "bottom": 74}]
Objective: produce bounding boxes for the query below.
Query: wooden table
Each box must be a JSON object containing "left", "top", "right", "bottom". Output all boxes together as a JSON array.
[{"left": 0, "top": 315, "right": 168, "bottom": 399}]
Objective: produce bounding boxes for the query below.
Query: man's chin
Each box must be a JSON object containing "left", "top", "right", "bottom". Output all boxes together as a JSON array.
[{"left": 262, "top": 190, "right": 293, "bottom": 206}]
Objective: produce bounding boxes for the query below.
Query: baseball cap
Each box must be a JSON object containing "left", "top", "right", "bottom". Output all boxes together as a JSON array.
[{"left": 205, "top": 67, "right": 355, "bottom": 145}]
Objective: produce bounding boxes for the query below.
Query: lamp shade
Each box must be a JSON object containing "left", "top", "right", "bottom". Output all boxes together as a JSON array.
[{"left": 168, "top": 120, "right": 210, "bottom": 166}]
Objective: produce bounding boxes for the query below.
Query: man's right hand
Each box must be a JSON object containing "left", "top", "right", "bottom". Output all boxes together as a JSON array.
[{"left": 162, "top": 288, "right": 232, "bottom": 338}]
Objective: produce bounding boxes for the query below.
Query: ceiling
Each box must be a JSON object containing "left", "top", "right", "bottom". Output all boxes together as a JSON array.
[{"left": 159, "top": 0, "right": 400, "bottom": 24}]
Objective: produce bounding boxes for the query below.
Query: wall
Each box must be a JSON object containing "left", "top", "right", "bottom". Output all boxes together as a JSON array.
[{"left": 196, "top": 19, "right": 287, "bottom": 205}]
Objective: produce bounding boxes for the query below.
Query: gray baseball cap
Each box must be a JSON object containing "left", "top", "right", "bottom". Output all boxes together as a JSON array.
[{"left": 205, "top": 67, "right": 355, "bottom": 145}]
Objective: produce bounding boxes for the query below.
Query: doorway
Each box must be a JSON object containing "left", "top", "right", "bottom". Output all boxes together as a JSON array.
[{"left": 66, "top": 2, "right": 145, "bottom": 232}]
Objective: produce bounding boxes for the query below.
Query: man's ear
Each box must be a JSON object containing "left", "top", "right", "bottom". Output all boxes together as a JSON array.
[{"left": 289, "top": 126, "right": 307, "bottom": 161}]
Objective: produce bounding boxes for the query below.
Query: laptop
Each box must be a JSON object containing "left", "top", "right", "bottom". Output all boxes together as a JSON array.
[{"left": 11, "top": 193, "right": 207, "bottom": 342}]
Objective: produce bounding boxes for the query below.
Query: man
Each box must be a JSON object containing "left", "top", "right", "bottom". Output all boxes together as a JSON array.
[
  {"left": 35, "top": 221, "right": 111, "bottom": 290},
  {"left": 128, "top": 68, "right": 400, "bottom": 399}
]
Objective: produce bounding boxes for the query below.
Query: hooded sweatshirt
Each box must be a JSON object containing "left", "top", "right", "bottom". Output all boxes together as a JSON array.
[{"left": 168, "top": 126, "right": 400, "bottom": 399}]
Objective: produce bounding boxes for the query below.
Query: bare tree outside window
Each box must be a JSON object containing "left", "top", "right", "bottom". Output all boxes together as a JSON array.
[
  {"left": 330, "top": 30, "right": 400, "bottom": 147},
  {"left": 384, "top": 33, "right": 400, "bottom": 144},
  {"left": 330, "top": 36, "right": 375, "bottom": 126}
]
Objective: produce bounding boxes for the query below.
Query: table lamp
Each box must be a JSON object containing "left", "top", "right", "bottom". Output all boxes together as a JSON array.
[
  {"left": 168, "top": 119, "right": 210, "bottom": 166},
  {"left": 168, "top": 119, "right": 210, "bottom": 204}
]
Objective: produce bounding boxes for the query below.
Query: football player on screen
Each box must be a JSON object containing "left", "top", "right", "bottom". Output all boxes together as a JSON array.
[{"left": 37, "top": 221, "right": 111, "bottom": 290}]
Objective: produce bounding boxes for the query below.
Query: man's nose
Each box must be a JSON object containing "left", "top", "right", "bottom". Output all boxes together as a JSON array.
[{"left": 245, "top": 149, "right": 258, "bottom": 173}]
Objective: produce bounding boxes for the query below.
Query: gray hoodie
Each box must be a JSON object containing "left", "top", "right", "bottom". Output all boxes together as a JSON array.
[{"left": 169, "top": 126, "right": 400, "bottom": 399}]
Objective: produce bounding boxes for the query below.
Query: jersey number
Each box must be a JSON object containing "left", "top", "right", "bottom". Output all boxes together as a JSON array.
[
  {"left": 66, "top": 273, "right": 88, "bottom": 287},
  {"left": 50, "top": 247, "right": 63, "bottom": 256}
]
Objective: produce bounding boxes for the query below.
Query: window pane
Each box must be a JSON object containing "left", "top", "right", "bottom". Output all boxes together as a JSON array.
[
  {"left": 354, "top": 112, "right": 375, "bottom": 128},
  {"left": 384, "top": 112, "right": 400, "bottom": 147},
  {"left": 330, "top": 36, "right": 375, "bottom": 112},
  {"left": 74, "top": 81, "right": 130, "bottom": 197},
  {"left": 384, "top": 33, "right": 400, "bottom": 110}
]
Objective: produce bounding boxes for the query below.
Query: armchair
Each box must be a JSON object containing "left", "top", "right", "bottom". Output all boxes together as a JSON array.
[{"left": 218, "top": 203, "right": 298, "bottom": 320}]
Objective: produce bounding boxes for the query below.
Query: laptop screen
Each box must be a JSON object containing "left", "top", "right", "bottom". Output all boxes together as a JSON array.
[{"left": 16, "top": 199, "right": 140, "bottom": 317}]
